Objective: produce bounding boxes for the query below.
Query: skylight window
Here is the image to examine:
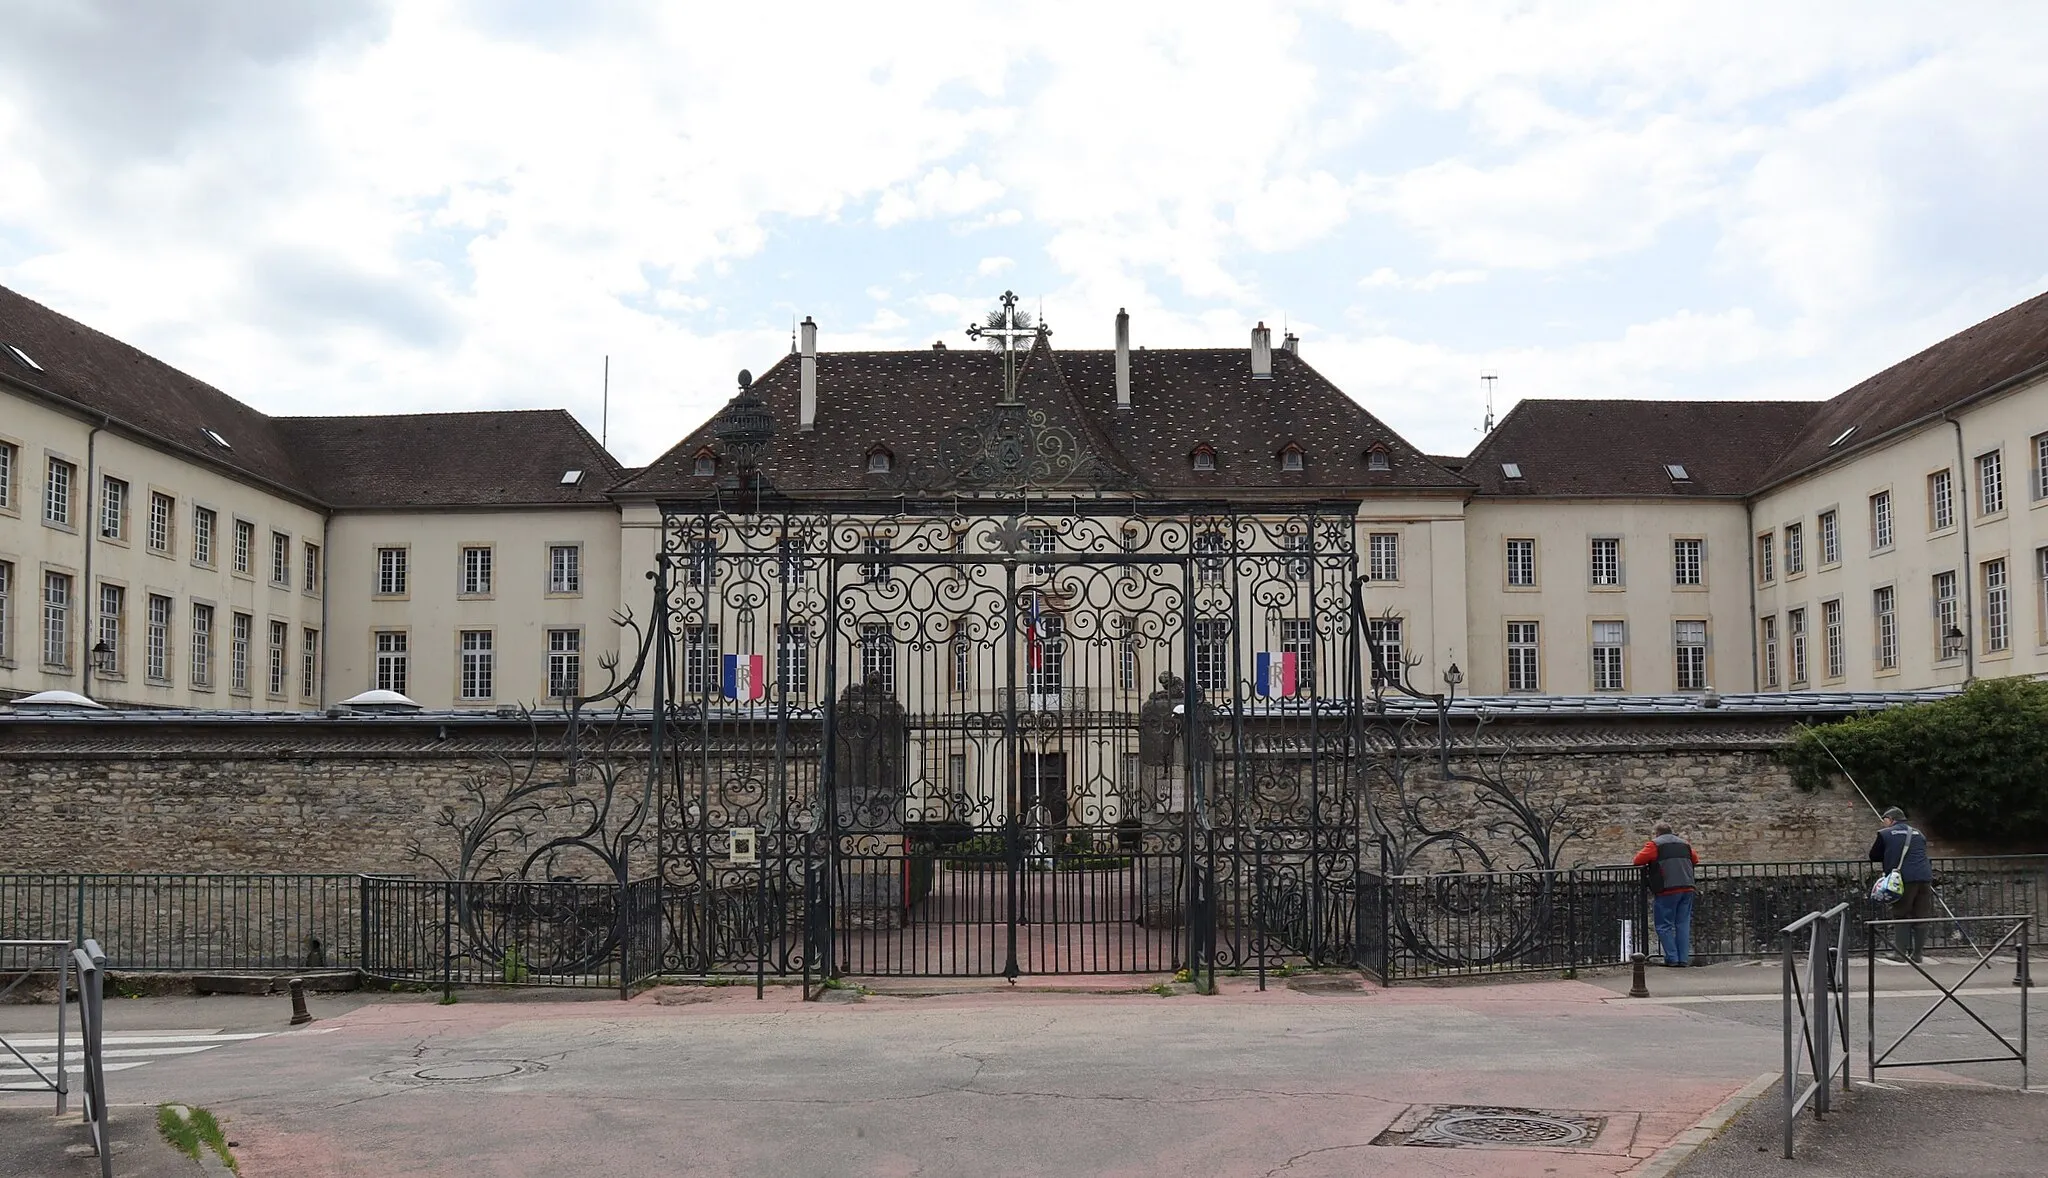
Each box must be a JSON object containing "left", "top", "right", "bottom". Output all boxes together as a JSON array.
[
  {"left": 6, "top": 343, "right": 42, "bottom": 372},
  {"left": 201, "top": 426, "right": 232, "bottom": 450},
  {"left": 1829, "top": 426, "right": 1857, "bottom": 447},
  {"left": 1501, "top": 463, "right": 1523, "bottom": 479},
  {"left": 1665, "top": 464, "right": 1690, "bottom": 481},
  {"left": 560, "top": 469, "right": 584, "bottom": 486}
]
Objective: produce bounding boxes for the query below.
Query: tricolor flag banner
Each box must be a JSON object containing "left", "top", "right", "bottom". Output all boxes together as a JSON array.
[
  {"left": 1255, "top": 651, "right": 1297, "bottom": 698},
  {"left": 721, "top": 653, "right": 766, "bottom": 702}
]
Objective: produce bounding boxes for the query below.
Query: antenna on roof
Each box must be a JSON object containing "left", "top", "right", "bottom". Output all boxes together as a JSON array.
[
  {"left": 1480, "top": 370, "right": 1498, "bottom": 434},
  {"left": 601, "top": 355, "right": 610, "bottom": 451},
  {"left": 790, "top": 316, "right": 797, "bottom": 355}
]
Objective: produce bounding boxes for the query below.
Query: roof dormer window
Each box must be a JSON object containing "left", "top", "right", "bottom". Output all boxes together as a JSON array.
[
  {"left": 1365, "top": 444, "right": 1391, "bottom": 472},
  {"left": 866, "top": 445, "right": 893, "bottom": 474},
  {"left": 1501, "top": 463, "right": 1523, "bottom": 480},
  {"left": 693, "top": 448, "right": 717, "bottom": 477},
  {"left": 1192, "top": 444, "right": 1217, "bottom": 472},
  {"left": 1280, "top": 443, "right": 1304, "bottom": 472}
]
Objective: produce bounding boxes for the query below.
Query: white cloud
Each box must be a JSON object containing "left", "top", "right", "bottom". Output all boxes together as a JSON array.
[
  {"left": 977, "top": 256, "right": 1014, "bottom": 276},
  {"left": 873, "top": 165, "right": 1005, "bottom": 228}
]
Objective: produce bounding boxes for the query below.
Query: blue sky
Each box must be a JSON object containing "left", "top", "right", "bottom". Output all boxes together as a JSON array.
[{"left": 2, "top": 0, "right": 2046, "bottom": 466}]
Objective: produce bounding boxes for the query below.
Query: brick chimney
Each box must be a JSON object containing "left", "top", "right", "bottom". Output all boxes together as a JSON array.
[
  {"left": 1115, "top": 308, "right": 1132, "bottom": 409},
  {"left": 1250, "top": 322, "right": 1272, "bottom": 380},
  {"left": 798, "top": 316, "right": 818, "bottom": 432}
]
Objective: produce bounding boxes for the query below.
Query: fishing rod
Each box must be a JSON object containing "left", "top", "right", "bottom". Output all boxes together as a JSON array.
[{"left": 1809, "top": 731, "right": 1979, "bottom": 956}]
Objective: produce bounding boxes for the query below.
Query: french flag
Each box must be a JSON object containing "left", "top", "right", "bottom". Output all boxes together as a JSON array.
[
  {"left": 1255, "top": 651, "right": 1297, "bottom": 698},
  {"left": 721, "top": 653, "right": 765, "bottom": 702}
]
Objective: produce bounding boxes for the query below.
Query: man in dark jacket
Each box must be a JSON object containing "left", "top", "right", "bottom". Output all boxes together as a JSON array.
[
  {"left": 1633, "top": 822, "right": 1699, "bottom": 966},
  {"left": 1870, "top": 807, "right": 1935, "bottom": 961}
]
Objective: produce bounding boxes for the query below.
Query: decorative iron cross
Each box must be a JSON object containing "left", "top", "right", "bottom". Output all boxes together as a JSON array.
[{"left": 967, "top": 291, "right": 1044, "bottom": 402}]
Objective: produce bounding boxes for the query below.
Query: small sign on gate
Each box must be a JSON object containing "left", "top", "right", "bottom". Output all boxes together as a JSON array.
[{"left": 728, "top": 828, "right": 758, "bottom": 864}]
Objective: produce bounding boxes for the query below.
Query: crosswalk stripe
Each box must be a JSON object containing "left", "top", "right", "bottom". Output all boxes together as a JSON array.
[
  {"left": 14, "top": 1045, "right": 228, "bottom": 1062},
  {"left": 1, "top": 1032, "right": 270, "bottom": 1048},
  {"left": 0, "top": 1026, "right": 270, "bottom": 1092}
]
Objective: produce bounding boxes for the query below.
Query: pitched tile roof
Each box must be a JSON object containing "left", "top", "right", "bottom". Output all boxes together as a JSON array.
[
  {"left": 619, "top": 335, "right": 1468, "bottom": 498},
  {"left": 274, "top": 410, "right": 624, "bottom": 508},
  {"left": 1752, "top": 288, "right": 2048, "bottom": 490},
  {"left": 0, "top": 283, "right": 315, "bottom": 498},
  {"left": 1462, "top": 399, "right": 1821, "bottom": 497}
]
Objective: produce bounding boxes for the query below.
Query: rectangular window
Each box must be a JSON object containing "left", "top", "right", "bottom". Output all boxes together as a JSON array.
[
  {"left": 548, "top": 628, "right": 583, "bottom": 698},
  {"left": 99, "top": 476, "right": 126, "bottom": 540},
  {"left": 1366, "top": 617, "right": 1401, "bottom": 688},
  {"left": 1194, "top": 619, "right": 1229, "bottom": 695},
  {"left": 949, "top": 753, "right": 968, "bottom": 799},
  {"left": 459, "top": 630, "right": 494, "bottom": 701},
  {"left": 1284, "top": 531, "right": 1312, "bottom": 581},
  {"left": 778, "top": 539, "right": 808, "bottom": 587},
  {"left": 146, "top": 593, "right": 171, "bottom": 681},
  {"left": 267, "top": 620, "right": 289, "bottom": 695},
  {"left": 1977, "top": 450, "right": 2005, "bottom": 517},
  {"left": 1675, "top": 620, "right": 1707, "bottom": 691},
  {"left": 0, "top": 561, "right": 10, "bottom": 664},
  {"left": 685, "top": 624, "right": 721, "bottom": 695},
  {"left": 1369, "top": 533, "right": 1400, "bottom": 582},
  {"left": 549, "top": 544, "right": 581, "bottom": 594},
  {"left": 147, "top": 491, "right": 173, "bottom": 552},
  {"left": 42, "top": 573, "right": 72, "bottom": 667},
  {"left": 303, "top": 543, "right": 320, "bottom": 593},
  {"left": 860, "top": 621, "right": 895, "bottom": 693},
  {"left": 1819, "top": 511, "right": 1839, "bottom": 565},
  {"left": 1869, "top": 491, "right": 1892, "bottom": 550},
  {"left": 777, "top": 623, "right": 810, "bottom": 697},
  {"left": 2036, "top": 433, "right": 2048, "bottom": 502},
  {"left": 1195, "top": 530, "right": 1225, "bottom": 586},
  {"left": 1984, "top": 558, "right": 2010, "bottom": 653},
  {"left": 97, "top": 584, "right": 123, "bottom": 677},
  {"left": 376, "top": 547, "right": 407, "bottom": 596},
  {"left": 1823, "top": 599, "right": 1844, "bottom": 679},
  {"left": 1506, "top": 621, "right": 1540, "bottom": 691},
  {"left": 1505, "top": 538, "right": 1535, "bottom": 587},
  {"left": 1784, "top": 523, "right": 1803, "bottom": 574},
  {"left": 461, "top": 546, "right": 493, "bottom": 595},
  {"left": 301, "top": 628, "right": 319, "bottom": 699},
  {"left": 1929, "top": 469, "right": 1954, "bottom": 531},
  {"left": 271, "top": 532, "right": 291, "bottom": 587},
  {"left": 1756, "top": 533, "right": 1774, "bottom": 584},
  {"left": 1789, "top": 607, "right": 1808, "bottom": 684},
  {"left": 190, "top": 603, "right": 213, "bottom": 686},
  {"left": 1589, "top": 537, "right": 1620, "bottom": 587},
  {"left": 45, "top": 458, "right": 74, "bottom": 526},
  {"left": 1281, "top": 617, "right": 1317, "bottom": 696},
  {"left": 1933, "top": 570, "right": 1959, "bottom": 660},
  {"left": 686, "top": 538, "right": 717, "bottom": 587},
  {"left": 1027, "top": 525, "right": 1056, "bottom": 576},
  {"left": 951, "top": 629, "right": 971, "bottom": 693},
  {"left": 233, "top": 519, "right": 254, "bottom": 574},
  {"left": 1027, "top": 612, "right": 1065, "bottom": 696},
  {"left": 1873, "top": 586, "right": 1897, "bottom": 670},
  {"left": 1118, "top": 627, "right": 1137, "bottom": 691},
  {"left": 231, "top": 612, "right": 251, "bottom": 692},
  {"left": 1760, "top": 616, "right": 1779, "bottom": 689},
  {"left": 192, "top": 507, "right": 216, "bottom": 566},
  {"left": 1672, "top": 538, "right": 1703, "bottom": 586},
  {"left": 1591, "top": 620, "right": 1625, "bottom": 691},
  {"left": 373, "top": 630, "right": 407, "bottom": 694},
  {"left": 0, "top": 441, "right": 12, "bottom": 511}
]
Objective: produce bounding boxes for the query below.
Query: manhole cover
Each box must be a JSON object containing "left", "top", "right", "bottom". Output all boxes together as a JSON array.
[
  {"left": 1374, "top": 1106, "right": 1604, "bottom": 1149},
  {"left": 374, "top": 1059, "right": 548, "bottom": 1086}
]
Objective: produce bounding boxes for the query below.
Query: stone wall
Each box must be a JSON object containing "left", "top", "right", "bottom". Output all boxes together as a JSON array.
[{"left": 0, "top": 709, "right": 1933, "bottom": 875}]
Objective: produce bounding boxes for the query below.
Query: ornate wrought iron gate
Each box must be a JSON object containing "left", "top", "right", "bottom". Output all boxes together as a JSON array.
[{"left": 653, "top": 505, "right": 1363, "bottom": 980}]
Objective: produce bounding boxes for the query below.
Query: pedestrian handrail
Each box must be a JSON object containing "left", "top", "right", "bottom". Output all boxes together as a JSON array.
[
  {"left": 71, "top": 939, "right": 112, "bottom": 1178},
  {"left": 1781, "top": 901, "right": 1851, "bottom": 1159},
  {"left": 0, "top": 938, "right": 74, "bottom": 1112},
  {"left": 1866, "top": 914, "right": 2030, "bottom": 1089}
]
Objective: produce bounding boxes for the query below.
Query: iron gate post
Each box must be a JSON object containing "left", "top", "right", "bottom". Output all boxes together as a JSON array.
[{"left": 1004, "top": 557, "right": 1022, "bottom": 981}]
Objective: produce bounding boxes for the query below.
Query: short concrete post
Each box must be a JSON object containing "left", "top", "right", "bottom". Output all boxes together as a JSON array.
[
  {"left": 288, "top": 977, "right": 313, "bottom": 1025},
  {"left": 1628, "top": 953, "right": 1650, "bottom": 998}
]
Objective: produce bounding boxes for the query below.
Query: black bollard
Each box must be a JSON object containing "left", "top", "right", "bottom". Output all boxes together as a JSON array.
[
  {"left": 1628, "top": 952, "right": 1650, "bottom": 998},
  {"left": 288, "top": 977, "right": 313, "bottom": 1025},
  {"left": 2017, "top": 948, "right": 2033, "bottom": 989}
]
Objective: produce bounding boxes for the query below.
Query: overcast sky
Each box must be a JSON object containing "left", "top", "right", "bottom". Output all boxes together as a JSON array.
[{"left": 3, "top": 1, "right": 2045, "bottom": 466}]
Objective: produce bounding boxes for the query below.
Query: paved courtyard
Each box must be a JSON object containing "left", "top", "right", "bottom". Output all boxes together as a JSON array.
[{"left": 0, "top": 960, "right": 2035, "bottom": 1177}]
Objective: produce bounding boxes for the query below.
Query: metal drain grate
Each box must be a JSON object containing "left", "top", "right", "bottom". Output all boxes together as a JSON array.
[{"left": 1374, "top": 1106, "right": 1605, "bottom": 1149}]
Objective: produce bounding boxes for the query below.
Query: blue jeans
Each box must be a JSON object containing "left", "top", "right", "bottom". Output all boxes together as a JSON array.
[{"left": 1653, "top": 890, "right": 1694, "bottom": 965}]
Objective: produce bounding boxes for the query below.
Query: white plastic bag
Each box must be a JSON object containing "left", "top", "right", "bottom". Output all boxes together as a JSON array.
[{"left": 1870, "top": 869, "right": 1904, "bottom": 903}]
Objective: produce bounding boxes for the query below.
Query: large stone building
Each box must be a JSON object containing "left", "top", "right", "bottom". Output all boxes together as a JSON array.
[{"left": 5, "top": 283, "right": 2047, "bottom": 710}]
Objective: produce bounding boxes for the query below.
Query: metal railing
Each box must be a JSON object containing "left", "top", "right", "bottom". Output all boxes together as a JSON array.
[
  {"left": 1780, "top": 903, "right": 1851, "bottom": 1159},
  {"left": 72, "top": 939, "right": 111, "bottom": 1178},
  {"left": 1866, "top": 914, "right": 2031, "bottom": 1089},
  {"left": 1, "top": 873, "right": 359, "bottom": 972},
  {"left": 0, "top": 938, "right": 74, "bottom": 1109},
  {"left": 359, "top": 876, "right": 666, "bottom": 998}
]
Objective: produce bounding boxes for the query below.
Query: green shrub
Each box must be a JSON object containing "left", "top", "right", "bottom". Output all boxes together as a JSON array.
[{"left": 1781, "top": 677, "right": 2048, "bottom": 843}]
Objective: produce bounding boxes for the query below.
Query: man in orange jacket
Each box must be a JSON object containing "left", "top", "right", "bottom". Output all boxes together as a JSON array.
[{"left": 1633, "top": 822, "right": 1699, "bottom": 966}]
